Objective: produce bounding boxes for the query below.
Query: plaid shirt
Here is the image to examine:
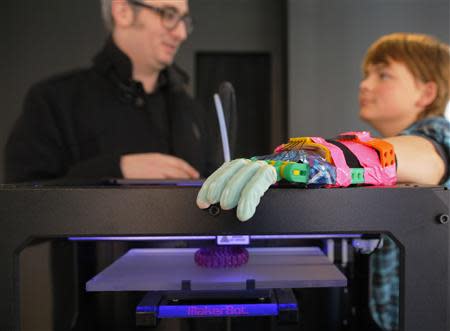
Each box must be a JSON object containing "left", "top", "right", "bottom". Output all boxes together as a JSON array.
[{"left": 370, "top": 116, "right": 450, "bottom": 331}]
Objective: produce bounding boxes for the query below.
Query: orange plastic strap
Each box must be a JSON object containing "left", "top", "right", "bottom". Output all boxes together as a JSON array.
[{"left": 363, "top": 139, "right": 396, "bottom": 167}]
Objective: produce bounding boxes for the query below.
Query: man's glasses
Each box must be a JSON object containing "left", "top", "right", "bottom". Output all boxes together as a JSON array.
[{"left": 128, "top": 0, "right": 194, "bottom": 35}]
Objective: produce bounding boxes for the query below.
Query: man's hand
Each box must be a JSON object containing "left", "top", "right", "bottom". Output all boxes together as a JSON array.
[{"left": 120, "top": 153, "right": 200, "bottom": 179}]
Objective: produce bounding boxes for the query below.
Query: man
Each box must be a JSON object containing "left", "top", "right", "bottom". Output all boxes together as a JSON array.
[{"left": 4, "top": 0, "right": 219, "bottom": 183}]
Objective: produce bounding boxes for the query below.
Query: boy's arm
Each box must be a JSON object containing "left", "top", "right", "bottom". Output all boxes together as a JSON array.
[
  {"left": 384, "top": 135, "right": 445, "bottom": 185},
  {"left": 197, "top": 132, "right": 447, "bottom": 222}
]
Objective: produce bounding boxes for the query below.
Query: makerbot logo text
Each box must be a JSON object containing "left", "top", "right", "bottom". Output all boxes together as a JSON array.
[{"left": 187, "top": 305, "right": 248, "bottom": 316}]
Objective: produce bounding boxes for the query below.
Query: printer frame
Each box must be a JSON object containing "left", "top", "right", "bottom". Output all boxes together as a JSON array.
[{"left": 0, "top": 184, "right": 448, "bottom": 331}]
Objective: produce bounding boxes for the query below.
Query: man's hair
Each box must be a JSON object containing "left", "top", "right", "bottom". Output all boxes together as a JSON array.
[
  {"left": 100, "top": 0, "right": 140, "bottom": 31},
  {"left": 363, "top": 33, "right": 450, "bottom": 119},
  {"left": 100, "top": 0, "right": 114, "bottom": 31}
]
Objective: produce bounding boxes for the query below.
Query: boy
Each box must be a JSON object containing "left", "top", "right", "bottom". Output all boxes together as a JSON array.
[
  {"left": 360, "top": 33, "right": 449, "bottom": 331},
  {"left": 361, "top": 33, "right": 449, "bottom": 188},
  {"left": 197, "top": 33, "right": 449, "bottom": 331},
  {"left": 197, "top": 32, "right": 449, "bottom": 219}
]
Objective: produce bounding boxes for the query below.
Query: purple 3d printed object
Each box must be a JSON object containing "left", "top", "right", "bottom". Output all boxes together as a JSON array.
[{"left": 195, "top": 246, "right": 249, "bottom": 268}]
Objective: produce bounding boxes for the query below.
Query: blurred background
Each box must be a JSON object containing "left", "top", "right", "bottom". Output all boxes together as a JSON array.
[{"left": 1, "top": 0, "right": 449, "bottom": 183}]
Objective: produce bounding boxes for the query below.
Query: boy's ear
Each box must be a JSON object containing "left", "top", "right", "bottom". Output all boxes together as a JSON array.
[
  {"left": 416, "top": 81, "right": 438, "bottom": 108},
  {"left": 111, "top": 0, "right": 135, "bottom": 28}
]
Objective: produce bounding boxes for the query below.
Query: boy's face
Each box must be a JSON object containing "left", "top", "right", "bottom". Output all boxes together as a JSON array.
[{"left": 359, "top": 60, "right": 426, "bottom": 133}]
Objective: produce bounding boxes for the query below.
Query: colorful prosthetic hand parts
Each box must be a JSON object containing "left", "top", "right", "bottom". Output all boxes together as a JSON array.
[{"left": 196, "top": 131, "right": 397, "bottom": 222}]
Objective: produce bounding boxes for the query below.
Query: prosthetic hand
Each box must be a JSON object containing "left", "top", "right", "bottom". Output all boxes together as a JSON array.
[{"left": 197, "top": 131, "right": 397, "bottom": 221}]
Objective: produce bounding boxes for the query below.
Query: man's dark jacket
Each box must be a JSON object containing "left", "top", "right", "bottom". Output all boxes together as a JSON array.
[{"left": 4, "top": 39, "right": 220, "bottom": 183}]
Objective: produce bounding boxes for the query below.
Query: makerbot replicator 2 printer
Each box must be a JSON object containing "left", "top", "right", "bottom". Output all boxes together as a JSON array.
[{"left": 0, "top": 182, "right": 448, "bottom": 331}]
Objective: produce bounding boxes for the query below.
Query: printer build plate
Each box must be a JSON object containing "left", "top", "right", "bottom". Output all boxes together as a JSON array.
[{"left": 86, "top": 247, "right": 347, "bottom": 292}]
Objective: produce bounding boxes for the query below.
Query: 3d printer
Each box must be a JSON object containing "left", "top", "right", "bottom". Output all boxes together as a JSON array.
[{"left": 0, "top": 183, "right": 448, "bottom": 331}]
